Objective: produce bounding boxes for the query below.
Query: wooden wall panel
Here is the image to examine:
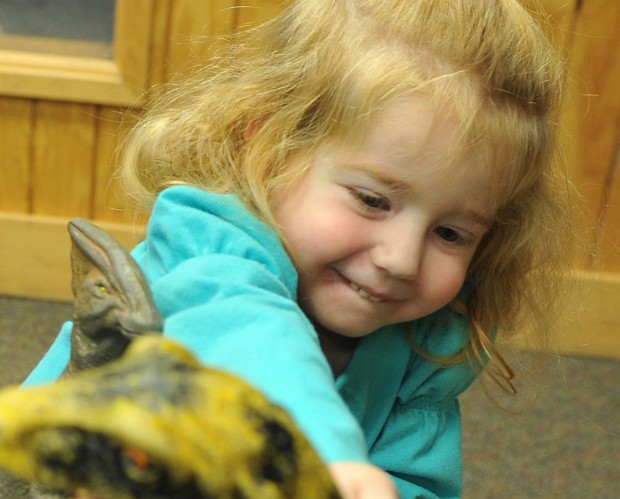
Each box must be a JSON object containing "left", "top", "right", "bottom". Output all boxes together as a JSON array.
[
  {"left": 92, "top": 107, "right": 140, "bottom": 223},
  {"left": 234, "top": 0, "right": 289, "bottom": 27},
  {"left": 0, "top": 97, "right": 32, "bottom": 213},
  {"left": 539, "top": 1, "right": 581, "bottom": 205},
  {"left": 601, "top": 139, "right": 620, "bottom": 271},
  {"left": 114, "top": 0, "right": 153, "bottom": 93},
  {"left": 583, "top": 0, "right": 620, "bottom": 272},
  {"left": 31, "top": 101, "right": 96, "bottom": 217},
  {"left": 566, "top": 0, "right": 620, "bottom": 270},
  {"left": 164, "top": 0, "right": 237, "bottom": 78},
  {"left": 149, "top": 0, "right": 173, "bottom": 86}
]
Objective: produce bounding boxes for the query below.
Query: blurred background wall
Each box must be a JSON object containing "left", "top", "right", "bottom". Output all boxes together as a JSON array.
[{"left": 1, "top": 0, "right": 618, "bottom": 359}]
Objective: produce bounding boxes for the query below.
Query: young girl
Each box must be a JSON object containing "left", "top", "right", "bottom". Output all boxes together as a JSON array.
[{"left": 25, "top": 0, "right": 578, "bottom": 497}]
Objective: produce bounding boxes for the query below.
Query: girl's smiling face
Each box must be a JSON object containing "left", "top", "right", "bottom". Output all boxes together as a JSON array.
[{"left": 273, "top": 95, "right": 496, "bottom": 337}]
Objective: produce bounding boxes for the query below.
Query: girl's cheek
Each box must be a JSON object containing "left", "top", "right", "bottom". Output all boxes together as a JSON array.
[{"left": 435, "top": 262, "right": 469, "bottom": 301}]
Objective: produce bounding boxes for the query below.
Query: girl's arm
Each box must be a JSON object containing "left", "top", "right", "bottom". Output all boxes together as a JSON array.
[
  {"left": 134, "top": 186, "right": 369, "bottom": 465},
  {"left": 145, "top": 249, "right": 368, "bottom": 464}
]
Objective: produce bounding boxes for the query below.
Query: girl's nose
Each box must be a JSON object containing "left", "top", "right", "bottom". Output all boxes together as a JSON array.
[{"left": 370, "top": 225, "right": 423, "bottom": 280}]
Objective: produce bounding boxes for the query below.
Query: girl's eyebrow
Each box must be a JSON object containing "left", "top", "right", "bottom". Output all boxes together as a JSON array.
[
  {"left": 339, "top": 163, "right": 412, "bottom": 193},
  {"left": 462, "top": 210, "right": 493, "bottom": 228}
]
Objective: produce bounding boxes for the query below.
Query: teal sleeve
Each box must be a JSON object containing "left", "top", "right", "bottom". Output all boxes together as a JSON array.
[
  {"left": 148, "top": 253, "right": 368, "bottom": 464},
  {"left": 134, "top": 186, "right": 369, "bottom": 464},
  {"left": 21, "top": 321, "right": 72, "bottom": 386}
]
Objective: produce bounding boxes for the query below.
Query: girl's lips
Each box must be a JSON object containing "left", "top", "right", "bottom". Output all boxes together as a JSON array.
[
  {"left": 329, "top": 268, "right": 388, "bottom": 302},
  {"left": 348, "top": 281, "right": 382, "bottom": 302}
]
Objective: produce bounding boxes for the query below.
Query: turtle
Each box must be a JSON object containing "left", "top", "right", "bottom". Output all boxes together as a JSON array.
[
  {"left": 0, "top": 335, "right": 340, "bottom": 498},
  {"left": 0, "top": 218, "right": 339, "bottom": 498}
]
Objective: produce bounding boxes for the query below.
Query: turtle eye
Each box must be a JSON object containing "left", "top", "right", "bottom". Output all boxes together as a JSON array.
[{"left": 120, "top": 446, "right": 162, "bottom": 485}]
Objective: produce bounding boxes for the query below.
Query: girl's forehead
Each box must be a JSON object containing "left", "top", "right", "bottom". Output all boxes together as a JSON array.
[
  {"left": 341, "top": 94, "right": 471, "bottom": 166},
  {"left": 372, "top": 95, "right": 453, "bottom": 137},
  {"left": 326, "top": 94, "right": 514, "bottom": 211}
]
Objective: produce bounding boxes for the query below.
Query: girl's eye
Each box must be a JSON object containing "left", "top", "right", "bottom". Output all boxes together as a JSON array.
[
  {"left": 350, "top": 189, "right": 390, "bottom": 211},
  {"left": 435, "top": 226, "right": 462, "bottom": 243}
]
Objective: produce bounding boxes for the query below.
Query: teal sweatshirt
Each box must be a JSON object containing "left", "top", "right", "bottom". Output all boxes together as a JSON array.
[{"left": 24, "top": 185, "right": 478, "bottom": 498}]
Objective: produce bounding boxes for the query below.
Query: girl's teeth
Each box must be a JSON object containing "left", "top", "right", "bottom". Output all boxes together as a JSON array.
[{"left": 350, "top": 282, "right": 381, "bottom": 302}]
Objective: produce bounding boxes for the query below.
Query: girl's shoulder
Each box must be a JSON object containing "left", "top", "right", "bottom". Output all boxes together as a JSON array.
[
  {"left": 149, "top": 185, "right": 274, "bottom": 246},
  {"left": 135, "top": 186, "right": 297, "bottom": 291}
]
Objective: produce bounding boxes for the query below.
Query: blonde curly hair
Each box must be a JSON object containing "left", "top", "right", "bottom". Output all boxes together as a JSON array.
[{"left": 121, "top": 0, "right": 580, "bottom": 393}]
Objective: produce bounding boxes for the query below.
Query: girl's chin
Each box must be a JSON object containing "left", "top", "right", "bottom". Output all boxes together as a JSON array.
[
  {"left": 299, "top": 277, "right": 394, "bottom": 336},
  {"left": 308, "top": 308, "right": 383, "bottom": 338}
]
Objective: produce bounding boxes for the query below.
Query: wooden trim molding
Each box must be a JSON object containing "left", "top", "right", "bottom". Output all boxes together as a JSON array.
[
  {"left": 0, "top": 212, "right": 144, "bottom": 301},
  {"left": 0, "top": 0, "right": 153, "bottom": 106},
  {"left": 551, "top": 272, "right": 620, "bottom": 360}
]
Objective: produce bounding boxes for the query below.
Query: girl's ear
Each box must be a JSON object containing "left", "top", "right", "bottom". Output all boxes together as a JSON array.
[{"left": 243, "top": 116, "right": 269, "bottom": 141}]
